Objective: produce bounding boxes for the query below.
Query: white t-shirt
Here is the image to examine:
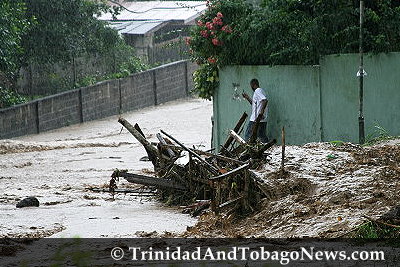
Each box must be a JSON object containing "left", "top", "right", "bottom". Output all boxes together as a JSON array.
[{"left": 250, "top": 87, "right": 268, "bottom": 122}]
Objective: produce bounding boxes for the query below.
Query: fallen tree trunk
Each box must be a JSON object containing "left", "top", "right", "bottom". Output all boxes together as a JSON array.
[
  {"left": 119, "top": 118, "right": 157, "bottom": 155},
  {"left": 113, "top": 171, "right": 186, "bottom": 190}
]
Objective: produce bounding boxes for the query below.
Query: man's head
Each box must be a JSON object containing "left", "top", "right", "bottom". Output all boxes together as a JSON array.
[{"left": 250, "top": 78, "right": 259, "bottom": 91}]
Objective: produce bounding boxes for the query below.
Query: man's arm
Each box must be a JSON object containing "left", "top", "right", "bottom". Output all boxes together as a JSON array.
[
  {"left": 256, "top": 99, "right": 268, "bottom": 121},
  {"left": 242, "top": 92, "right": 252, "bottom": 105}
]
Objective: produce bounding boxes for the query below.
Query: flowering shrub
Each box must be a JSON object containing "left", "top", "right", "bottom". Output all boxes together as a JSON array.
[
  {"left": 187, "top": 0, "right": 251, "bottom": 99},
  {"left": 187, "top": 0, "right": 400, "bottom": 100}
]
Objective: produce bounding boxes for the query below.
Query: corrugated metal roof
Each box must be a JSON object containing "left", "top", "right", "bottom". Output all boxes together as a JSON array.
[
  {"left": 108, "top": 20, "right": 166, "bottom": 35},
  {"left": 100, "top": 1, "right": 207, "bottom": 24}
]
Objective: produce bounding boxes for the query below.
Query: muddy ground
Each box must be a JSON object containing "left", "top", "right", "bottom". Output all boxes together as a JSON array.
[
  {"left": 182, "top": 140, "right": 400, "bottom": 238},
  {"left": 0, "top": 98, "right": 212, "bottom": 238}
]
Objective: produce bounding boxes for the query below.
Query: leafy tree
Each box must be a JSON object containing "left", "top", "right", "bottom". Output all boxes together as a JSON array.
[
  {"left": 0, "top": 87, "right": 28, "bottom": 109},
  {"left": 0, "top": 0, "right": 32, "bottom": 86},
  {"left": 188, "top": 0, "right": 400, "bottom": 99},
  {"left": 22, "top": 0, "right": 120, "bottom": 64}
]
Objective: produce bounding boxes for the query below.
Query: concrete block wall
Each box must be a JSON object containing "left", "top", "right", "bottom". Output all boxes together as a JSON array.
[
  {"left": 0, "top": 102, "right": 38, "bottom": 139},
  {"left": 120, "top": 71, "right": 155, "bottom": 112},
  {"left": 0, "top": 60, "right": 197, "bottom": 139},
  {"left": 154, "top": 61, "right": 187, "bottom": 104},
  {"left": 81, "top": 79, "right": 121, "bottom": 122},
  {"left": 38, "top": 90, "right": 81, "bottom": 132}
]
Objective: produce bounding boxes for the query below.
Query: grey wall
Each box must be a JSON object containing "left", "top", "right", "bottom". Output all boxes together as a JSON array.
[
  {"left": 38, "top": 89, "right": 82, "bottom": 132},
  {"left": 154, "top": 61, "right": 188, "bottom": 104},
  {"left": 1, "top": 60, "right": 198, "bottom": 139}
]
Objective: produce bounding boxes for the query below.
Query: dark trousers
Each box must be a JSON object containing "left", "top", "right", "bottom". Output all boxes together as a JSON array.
[{"left": 244, "top": 121, "right": 269, "bottom": 143}]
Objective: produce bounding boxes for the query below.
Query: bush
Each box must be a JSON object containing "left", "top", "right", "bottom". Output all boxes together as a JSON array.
[
  {"left": 0, "top": 87, "right": 28, "bottom": 108},
  {"left": 192, "top": 63, "right": 219, "bottom": 100},
  {"left": 74, "top": 55, "right": 150, "bottom": 88},
  {"left": 187, "top": 0, "right": 400, "bottom": 99}
]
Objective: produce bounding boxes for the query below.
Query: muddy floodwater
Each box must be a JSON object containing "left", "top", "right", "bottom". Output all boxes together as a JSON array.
[{"left": 0, "top": 98, "right": 213, "bottom": 238}]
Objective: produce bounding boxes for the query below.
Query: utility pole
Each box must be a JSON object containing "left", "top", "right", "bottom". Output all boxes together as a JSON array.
[{"left": 358, "top": 0, "right": 365, "bottom": 144}]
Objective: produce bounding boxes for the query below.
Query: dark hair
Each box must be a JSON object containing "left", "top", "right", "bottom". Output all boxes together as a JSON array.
[{"left": 250, "top": 78, "right": 259, "bottom": 87}]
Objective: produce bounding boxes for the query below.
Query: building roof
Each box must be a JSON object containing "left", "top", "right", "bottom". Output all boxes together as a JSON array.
[
  {"left": 107, "top": 20, "right": 168, "bottom": 36},
  {"left": 99, "top": 1, "right": 207, "bottom": 24}
]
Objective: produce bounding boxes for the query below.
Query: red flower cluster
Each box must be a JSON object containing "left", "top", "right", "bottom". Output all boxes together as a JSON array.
[
  {"left": 200, "top": 30, "right": 209, "bottom": 38},
  {"left": 212, "top": 13, "right": 223, "bottom": 26},
  {"left": 212, "top": 38, "right": 222, "bottom": 46},
  {"left": 221, "top": 25, "right": 232, "bottom": 33},
  {"left": 207, "top": 57, "right": 217, "bottom": 64},
  {"left": 195, "top": 11, "right": 233, "bottom": 47},
  {"left": 206, "top": 21, "right": 214, "bottom": 30}
]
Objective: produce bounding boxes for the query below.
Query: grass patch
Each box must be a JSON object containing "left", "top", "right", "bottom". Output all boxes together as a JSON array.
[
  {"left": 364, "top": 125, "right": 399, "bottom": 146},
  {"left": 329, "top": 140, "right": 345, "bottom": 147},
  {"left": 353, "top": 221, "right": 400, "bottom": 239}
]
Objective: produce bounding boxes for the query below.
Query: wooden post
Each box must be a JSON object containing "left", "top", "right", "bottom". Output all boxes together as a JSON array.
[
  {"left": 188, "top": 153, "right": 193, "bottom": 192},
  {"left": 222, "top": 112, "right": 248, "bottom": 150},
  {"left": 281, "top": 127, "right": 285, "bottom": 171},
  {"left": 243, "top": 170, "right": 250, "bottom": 211},
  {"left": 156, "top": 133, "right": 175, "bottom": 158},
  {"left": 358, "top": 0, "right": 365, "bottom": 144},
  {"left": 160, "top": 130, "right": 220, "bottom": 175},
  {"left": 134, "top": 123, "right": 146, "bottom": 137},
  {"left": 229, "top": 130, "right": 246, "bottom": 145},
  {"left": 209, "top": 163, "right": 250, "bottom": 181}
]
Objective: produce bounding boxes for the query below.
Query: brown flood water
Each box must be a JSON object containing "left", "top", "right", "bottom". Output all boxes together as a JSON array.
[{"left": 0, "top": 98, "right": 213, "bottom": 238}]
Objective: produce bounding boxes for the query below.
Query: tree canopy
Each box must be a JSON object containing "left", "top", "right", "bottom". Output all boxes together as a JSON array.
[
  {"left": 0, "top": 0, "right": 144, "bottom": 108},
  {"left": 0, "top": 0, "right": 32, "bottom": 84},
  {"left": 22, "top": 0, "right": 121, "bottom": 64},
  {"left": 188, "top": 0, "right": 400, "bottom": 99}
]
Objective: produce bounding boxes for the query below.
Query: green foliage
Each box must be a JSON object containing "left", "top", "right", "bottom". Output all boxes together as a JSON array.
[
  {"left": 354, "top": 221, "right": 400, "bottom": 239},
  {"left": 364, "top": 124, "right": 398, "bottom": 146},
  {"left": 330, "top": 140, "right": 345, "bottom": 147},
  {"left": 117, "top": 56, "right": 149, "bottom": 77},
  {"left": 192, "top": 64, "right": 219, "bottom": 100},
  {"left": 74, "top": 53, "right": 149, "bottom": 88},
  {"left": 0, "top": 0, "right": 33, "bottom": 84},
  {"left": 0, "top": 87, "right": 28, "bottom": 109},
  {"left": 22, "top": 0, "right": 119, "bottom": 65},
  {"left": 187, "top": 0, "right": 251, "bottom": 99},
  {"left": 188, "top": 0, "right": 400, "bottom": 99}
]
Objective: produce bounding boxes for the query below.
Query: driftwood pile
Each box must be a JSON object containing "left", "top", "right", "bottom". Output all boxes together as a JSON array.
[{"left": 110, "top": 112, "right": 277, "bottom": 215}]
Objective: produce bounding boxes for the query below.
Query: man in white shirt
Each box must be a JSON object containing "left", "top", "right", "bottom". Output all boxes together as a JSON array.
[{"left": 242, "top": 78, "right": 269, "bottom": 143}]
